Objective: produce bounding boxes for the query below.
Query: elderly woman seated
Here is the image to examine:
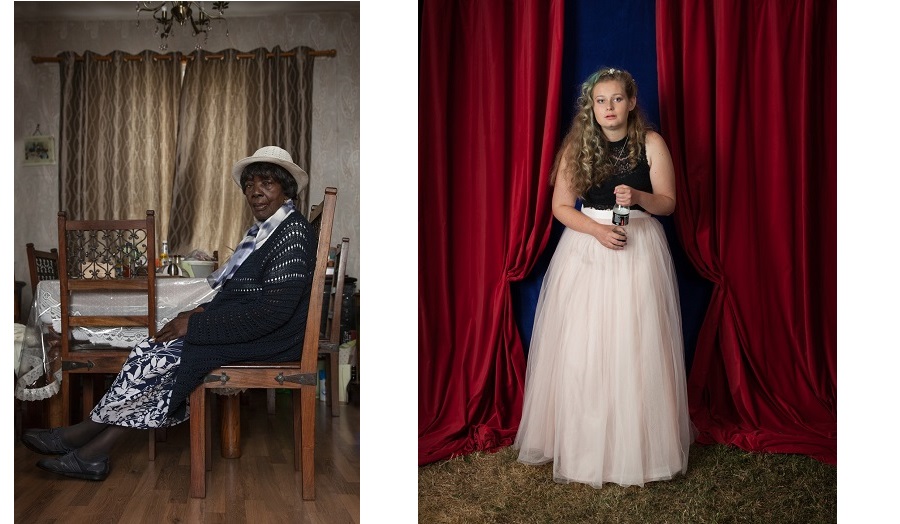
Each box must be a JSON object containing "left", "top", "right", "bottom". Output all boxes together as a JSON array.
[{"left": 22, "top": 146, "right": 314, "bottom": 481}]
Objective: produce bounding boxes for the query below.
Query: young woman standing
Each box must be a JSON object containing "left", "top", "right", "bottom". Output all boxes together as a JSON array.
[{"left": 514, "top": 67, "right": 694, "bottom": 488}]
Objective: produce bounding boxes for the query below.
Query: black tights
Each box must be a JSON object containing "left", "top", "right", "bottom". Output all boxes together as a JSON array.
[{"left": 58, "top": 420, "right": 130, "bottom": 461}]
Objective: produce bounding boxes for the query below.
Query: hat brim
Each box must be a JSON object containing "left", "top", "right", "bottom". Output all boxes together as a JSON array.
[{"left": 231, "top": 157, "right": 309, "bottom": 193}]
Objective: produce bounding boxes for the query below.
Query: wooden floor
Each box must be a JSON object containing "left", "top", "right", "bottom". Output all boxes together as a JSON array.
[{"left": 14, "top": 389, "right": 360, "bottom": 523}]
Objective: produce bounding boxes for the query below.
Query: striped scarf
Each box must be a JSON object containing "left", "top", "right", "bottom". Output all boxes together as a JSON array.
[{"left": 207, "top": 200, "right": 296, "bottom": 290}]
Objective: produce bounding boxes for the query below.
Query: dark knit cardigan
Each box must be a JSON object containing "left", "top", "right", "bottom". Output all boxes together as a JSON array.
[{"left": 166, "top": 212, "right": 316, "bottom": 419}]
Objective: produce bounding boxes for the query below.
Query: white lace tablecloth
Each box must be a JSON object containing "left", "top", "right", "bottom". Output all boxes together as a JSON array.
[{"left": 15, "top": 277, "right": 218, "bottom": 401}]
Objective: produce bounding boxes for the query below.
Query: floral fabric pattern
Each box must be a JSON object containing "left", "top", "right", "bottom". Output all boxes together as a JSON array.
[{"left": 89, "top": 337, "right": 189, "bottom": 428}]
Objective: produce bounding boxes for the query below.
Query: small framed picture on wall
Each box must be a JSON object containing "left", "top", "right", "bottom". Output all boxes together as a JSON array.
[{"left": 23, "top": 135, "right": 56, "bottom": 166}]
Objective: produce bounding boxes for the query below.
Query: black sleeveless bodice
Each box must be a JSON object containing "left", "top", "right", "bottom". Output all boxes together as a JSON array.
[{"left": 582, "top": 137, "right": 653, "bottom": 211}]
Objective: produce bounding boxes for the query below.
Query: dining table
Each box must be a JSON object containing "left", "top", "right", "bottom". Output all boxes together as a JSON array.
[{"left": 14, "top": 275, "right": 249, "bottom": 458}]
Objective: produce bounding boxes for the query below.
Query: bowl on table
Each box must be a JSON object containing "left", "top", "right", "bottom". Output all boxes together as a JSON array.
[{"left": 180, "top": 259, "right": 216, "bottom": 278}]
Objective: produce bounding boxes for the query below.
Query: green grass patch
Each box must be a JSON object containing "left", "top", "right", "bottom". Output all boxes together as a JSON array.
[{"left": 418, "top": 444, "right": 836, "bottom": 523}]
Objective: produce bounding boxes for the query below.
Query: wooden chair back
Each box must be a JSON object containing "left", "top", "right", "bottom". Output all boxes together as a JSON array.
[
  {"left": 320, "top": 237, "right": 350, "bottom": 416},
  {"left": 55, "top": 210, "right": 157, "bottom": 425},
  {"left": 189, "top": 187, "right": 338, "bottom": 500},
  {"left": 26, "top": 243, "right": 60, "bottom": 296}
]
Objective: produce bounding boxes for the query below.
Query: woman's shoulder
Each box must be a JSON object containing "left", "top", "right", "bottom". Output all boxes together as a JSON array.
[
  {"left": 644, "top": 130, "right": 665, "bottom": 147},
  {"left": 643, "top": 130, "right": 672, "bottom": 157},
  {"left": 276, "top": 211, "right": 315, "bottom": 247},
  {"left": 277, "top": 210, "right": 311, "bottom": 232}
]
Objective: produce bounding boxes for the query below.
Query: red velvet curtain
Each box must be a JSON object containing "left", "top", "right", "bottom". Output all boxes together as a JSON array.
[
  {"left": 656, "top": 0, "right": 836, "bottom": 463},
  {"left": 419, "top": 0, "right": 565, "bottom": 465}
]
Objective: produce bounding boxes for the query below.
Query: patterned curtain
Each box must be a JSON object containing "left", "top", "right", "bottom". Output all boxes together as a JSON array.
[
  {"left": 168, "top": 46, "right": 314, "bottom": 262},
  {"left": 57, "top": 50, "right": 183, "bottom": 239}
]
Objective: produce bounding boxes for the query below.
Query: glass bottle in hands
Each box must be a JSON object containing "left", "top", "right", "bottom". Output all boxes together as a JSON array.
[{"left": 612, "top": 203, "right": 630, "bottom": 226}]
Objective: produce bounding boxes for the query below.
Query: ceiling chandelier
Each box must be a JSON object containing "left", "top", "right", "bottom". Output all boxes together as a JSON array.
[{"left": 135, "top": 2, "right": 230, "bottom": 51}]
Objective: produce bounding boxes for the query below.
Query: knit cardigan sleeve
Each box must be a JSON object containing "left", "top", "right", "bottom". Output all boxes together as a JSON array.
[{"left": 183, "top": 215, "right": 315, "bottom": 346}]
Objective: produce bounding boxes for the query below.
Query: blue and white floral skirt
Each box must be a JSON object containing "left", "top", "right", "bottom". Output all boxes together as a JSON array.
[{"left": 89, "top": 337, "right": 190, "bottom": 429}]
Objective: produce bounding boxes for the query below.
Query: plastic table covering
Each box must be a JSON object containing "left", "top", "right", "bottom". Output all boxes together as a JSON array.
[{"left": 15, "top": 277, "right": 218, "bottom": 401}]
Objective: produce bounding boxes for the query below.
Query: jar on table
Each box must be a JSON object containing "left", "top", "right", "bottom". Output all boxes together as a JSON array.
[{"left": 166, "top": 255, "right": 184, "bottom": 277}]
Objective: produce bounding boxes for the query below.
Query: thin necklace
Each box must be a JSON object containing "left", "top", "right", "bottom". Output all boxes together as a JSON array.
[{"left": 610, "top": 136, "right": 629, "bottom": 174}]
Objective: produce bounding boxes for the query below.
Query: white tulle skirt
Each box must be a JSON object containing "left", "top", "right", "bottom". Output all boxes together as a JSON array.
[{"left": 514, "top": 208, "right": 694, "bottom": 488}]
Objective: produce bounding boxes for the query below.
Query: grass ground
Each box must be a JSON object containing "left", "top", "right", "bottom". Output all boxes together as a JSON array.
[{"left": 418, "top": 443, "right": 836, "bottom": 523}]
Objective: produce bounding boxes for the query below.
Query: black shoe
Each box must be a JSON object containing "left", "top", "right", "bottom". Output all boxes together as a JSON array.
[
  {"left": 21, "top": 428, "right": 76, "bottom": 455},
  {"left": 36, "top": 451, "right": 109, "bottom": 481}
]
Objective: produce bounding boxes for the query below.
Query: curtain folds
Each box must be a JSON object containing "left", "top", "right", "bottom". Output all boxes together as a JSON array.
[
  {"left": 169, "top": 46, "right": 313, "bottom": 260},
  {"left": 58, "top": 50, "right": 183, "bottom": 237},
  {"left": 419, "top": 0, "right": 565, "bottom": 465},
  {"left": 656, "top": 0, "right": 836, "bottom": 463}
]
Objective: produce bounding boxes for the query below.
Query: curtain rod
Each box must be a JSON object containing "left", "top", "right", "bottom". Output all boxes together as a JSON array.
[{"left": 32, "top": 49, "right": 336, "bottom": 64}]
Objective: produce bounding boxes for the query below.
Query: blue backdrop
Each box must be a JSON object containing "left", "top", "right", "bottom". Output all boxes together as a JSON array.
[{"left": 511, "top": 0, "right": 711, "bottom": 372}]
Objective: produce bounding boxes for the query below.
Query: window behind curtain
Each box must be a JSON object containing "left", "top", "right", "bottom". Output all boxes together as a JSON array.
[
  {"left": 57, "top": 49, "right": 183, "bottom": 243},
  {"left": 57, "top": 46, "right": 315, "bottom": 263},
  {"left": 168, "top": 46, "right": 314, "bottom": 263}
]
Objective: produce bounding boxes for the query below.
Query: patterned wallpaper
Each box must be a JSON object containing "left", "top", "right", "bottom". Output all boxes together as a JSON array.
[{"left": 13, "top": 8, "right": 361, "bottom": 312}]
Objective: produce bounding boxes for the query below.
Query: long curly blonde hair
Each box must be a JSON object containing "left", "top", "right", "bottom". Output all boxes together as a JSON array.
[{"left": 551, "top": 67, "right": 652, "bottom": 196}]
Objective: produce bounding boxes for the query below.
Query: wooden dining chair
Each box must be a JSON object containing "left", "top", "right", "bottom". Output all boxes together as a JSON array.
[
  {"left": 55, "top": 211, "right": 157, "bottom": 432},
  {"left": 265, "top": 236, "right": 349, "bottom": 417},
  {"left": 189, "top": 187, "right": 338, "bottom": 500},
  {"left": 15, "top": 280, "right": 26, "bottom": 324},
  {"left": 320, "top": 237, "right": 350, "bottom": 417},
  {"left": 26, "top": 242, "right": 60, "bottom": 297},
  {"left": 22, "top": 244, "right": 60, "bottom": 427}
]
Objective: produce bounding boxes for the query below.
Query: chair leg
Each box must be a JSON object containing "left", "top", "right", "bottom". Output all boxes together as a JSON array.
[
  {"left": 48, "top": 388, "right": 64, "bottom": 428},
  {"left": 220, "top": 394, "right": 241, "bottom": 459},
  {"left": 14, "top": 394, "right": 22, "bottom": 439},
  {"left": 267, "top": 389, "right": 277, "bottom": 414},
  {"left": 149, "top": 426, "right": 166, "bottom": 461},
  {"left": 81, "top": 375, "right": 94, "bottom": 422},
  {"left": 298, "top": 387, "right": 316, "bottom": 500},
  {"left": 189, "top": 387, "right": 207, "bottom": 498},
  {"left": 328, "top": 352, "right": 340, "bottom": 417},
  {"left": 292, "top": 390, "right": 302, "bottom": 472},
  {"left": 60, "top": 372, "right": 71, "bottom": 427},
  {"left": 205, "top": 391, "right": 212, "bottom": 472}
]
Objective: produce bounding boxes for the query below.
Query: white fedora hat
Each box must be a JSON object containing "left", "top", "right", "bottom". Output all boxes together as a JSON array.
[{"left": 231, "top": 146, "right": 309, "bottom": 190}]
